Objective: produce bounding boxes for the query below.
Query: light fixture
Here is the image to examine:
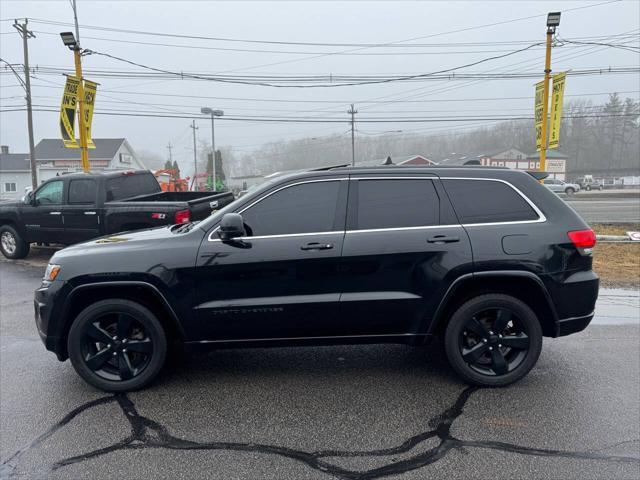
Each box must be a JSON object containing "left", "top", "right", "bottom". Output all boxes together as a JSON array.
[
  {"left": 546, "top": 12, "right": 561, "bottom": 28},
  {"left": 59, "top": 31, "right": 77, "bottom": 50},
  {"left": 201, "top": 107, "right": 224, "bottom": 117}
]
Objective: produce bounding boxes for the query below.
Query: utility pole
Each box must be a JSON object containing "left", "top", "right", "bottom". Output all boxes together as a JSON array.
[
  {"left": 13, "top": 19, "right": 37, "bottom": 190},
  {"left": 190, "top": 121, "right": 199, "bottom": 190},
  {"left": 166, "top": 142, "right": 173, "bottom": 163},
  {"left": 348, "top": 104, "right": 357, "bottom": 166},
  {"left": 539, "top": 12, "right": 560, "bottom": 173}
]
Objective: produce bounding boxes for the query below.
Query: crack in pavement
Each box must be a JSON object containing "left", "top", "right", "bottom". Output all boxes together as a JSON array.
[{"left": 1, "top": 387, "right": 639, "bottom": 480}]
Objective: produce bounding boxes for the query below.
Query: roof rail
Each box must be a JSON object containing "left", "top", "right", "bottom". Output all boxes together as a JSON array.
[{"left": 310, "top": 164, "right": 350, "bottom": 171}]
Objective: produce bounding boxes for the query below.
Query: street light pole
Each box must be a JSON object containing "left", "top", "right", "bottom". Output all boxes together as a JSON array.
[
  {"left": 201, "top": 108, "right": 223, "bottom": 191},
  {"left": 540, "top": 12, "right": 560, "bottom": 174},
  {"left": 60, "top": 1, "right": 89, "bottom": 173}
]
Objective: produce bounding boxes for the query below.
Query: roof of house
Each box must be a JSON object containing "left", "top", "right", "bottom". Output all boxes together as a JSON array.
[
  {"left": 432, "top": 152, "right": 484, "bottom": 166},
  {"left": 0, "top": 153, "right": 30, "bottom": 171},
  {"left": 526, "top": 150, "right": 568, "bottom": 159},
  {"left": 34, "top": 138, "right": 126, "bottom": 161}
]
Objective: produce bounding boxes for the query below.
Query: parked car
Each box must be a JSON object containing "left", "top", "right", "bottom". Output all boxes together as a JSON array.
[
  {"left": 0, "top": 170, "right": 234, "bottom": 259},
  {"left": 543, "top": 178, "right": 581, "bottom": 195},
  {"left": 574, "top": 175, "right": 604, "bottom": 191},
  {"left": 35, "top": 165, "right": 598, "bottom": 391}
]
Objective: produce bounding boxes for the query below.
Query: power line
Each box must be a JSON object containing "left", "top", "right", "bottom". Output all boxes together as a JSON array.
[
  {"left": 28, "top": 29, "right": 638, "bottom": 56},
  {"left": 25, "top": 1, "right": 621, "bottom": 48},
  {"left": 2, "top": 107, "right": 636, "bottom": 123}
]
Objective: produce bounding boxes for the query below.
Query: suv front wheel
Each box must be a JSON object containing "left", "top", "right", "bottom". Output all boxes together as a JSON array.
[
  {"left": 444, "top": 294, "right": 542, "bottom": 387},
  {"left": 68, "top": 299, "right": 167, "bottom": 392}
]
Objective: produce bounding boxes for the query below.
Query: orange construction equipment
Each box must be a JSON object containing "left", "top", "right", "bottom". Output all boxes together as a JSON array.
[{"left": 154, "top": 169, "right": 189, "bottom": 192}]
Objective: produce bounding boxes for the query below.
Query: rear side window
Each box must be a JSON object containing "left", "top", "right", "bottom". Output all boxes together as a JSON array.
[
  {"left": 68, "top": 179, "right": 96, "bottom": 204},
  {"left": 443, "top": 179, "right": 539, "bottom": 224},
  {"left": 242, "top": 181, "right": 341, "bottom": 236},
  {"left": 106, "top": 173, "right": 160, "bottom": 201},
  {"left": 356, "top": 179, "right": 439, "bottom": 230}
]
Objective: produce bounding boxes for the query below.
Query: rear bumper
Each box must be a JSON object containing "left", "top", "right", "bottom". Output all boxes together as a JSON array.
[{"left": 555, "top": 311, "right": 595, "bottom": 337}]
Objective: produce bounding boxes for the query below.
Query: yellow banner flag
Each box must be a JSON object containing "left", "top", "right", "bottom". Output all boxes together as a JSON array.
[
  {"left": 83, "top": 80, "right": 98, "bottom": 149},
  {"left": 60, "top": 76, "right": 79, "bottom": 148},
  {"left": 548, "top": 72, "right": 567, "bottom": 150},
  {"left": 534, "top": 80, "right": 545, "bottom": 152}
]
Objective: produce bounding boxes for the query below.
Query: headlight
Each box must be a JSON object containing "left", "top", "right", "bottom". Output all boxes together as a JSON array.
[{"left": 44, "top": 264, "right": 61, "bottom": 281}]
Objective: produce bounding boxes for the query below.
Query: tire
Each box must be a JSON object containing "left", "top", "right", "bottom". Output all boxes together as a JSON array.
[
  {"left": 444, "top": 294, "right": 542, "bottom": 387},
  {"left": 0, "top": 225, "right": 30, "bottom": 259},
  {"left": 68, "top": 299, "right": 167, "bottom": 392},
  {"left": 565, "top": 187, "right": 575, "bottom": 195}
]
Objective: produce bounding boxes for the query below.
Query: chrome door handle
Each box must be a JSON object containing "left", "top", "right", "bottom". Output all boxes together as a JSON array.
[
  {"left": 84, "top": 211, "right": 97, "bottom": 215},
  {"left": 427, "top": 235, "right": 459, "bottom": 244},
  {"left": 50, "top": 211, "right": 62, "bottom": 215},
  {"left": 301, "top": 242, "right": 334, "bottom": 251}
]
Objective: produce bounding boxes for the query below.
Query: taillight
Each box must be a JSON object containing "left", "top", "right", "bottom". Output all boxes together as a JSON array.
[
  {"left": 568, "top": 229, "right": 596, "bottom": 249},
  {"left": 175, "top": 209, "right": 190, "bottom": 224}
]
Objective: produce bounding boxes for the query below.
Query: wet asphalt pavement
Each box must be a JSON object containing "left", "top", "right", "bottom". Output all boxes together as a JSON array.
[
  {"left": 1, "top": 261, "right": 639, "bottom": 479},
  {"left": 566, "top": 197, "right": 640, "bottom": 224}
]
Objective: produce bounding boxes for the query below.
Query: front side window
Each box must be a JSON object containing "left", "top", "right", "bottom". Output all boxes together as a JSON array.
[
  {"left": 69, "top": 179, "right": 97, "bottom": 204},
  {"left": 355, "top": 179, "right": 439, "bottom": 230},
  {"left": 443, "top": 179, "right": 539, "bottom": 224},
  {"left": 35, "top": 180, "right": 63, "bottom": 205},
  {"left": 242, "top": 181, "right": 341, "bottom": 236}
]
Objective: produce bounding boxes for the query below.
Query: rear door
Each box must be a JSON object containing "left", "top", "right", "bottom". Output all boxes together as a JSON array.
[
  {"left": 194, "top": 177, "right": 349, "bottom": 341},
  {"left": 63, "top": 177, "right": 101, "bottom": 244},
  {"left": 339, "top": 176, "right": 473, "bottom": 338}
]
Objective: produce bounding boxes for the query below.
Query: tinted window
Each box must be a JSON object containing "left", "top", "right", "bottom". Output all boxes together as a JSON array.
[
  {"left": 443, "top": 179, "right": 539, "bottom": 223},
  {"left": 68, "top": 179, "right": 96, "bottom": 204},
  {"left": 242, "top": 181, "right": 341, "bottom": 236},
  {"left": 356, "top": 179, "right": 439, "bottom": 230},
  {"left": 106, "top": 173, "right": 160, "bottom": 201},
  {"left": 35, "top": 180, "right": 63, "bottom": 205}
]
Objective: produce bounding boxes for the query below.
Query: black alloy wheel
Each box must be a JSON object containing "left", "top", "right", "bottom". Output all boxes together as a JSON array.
[
  {"left": 444, "top": 294, "right": 542, "bottom": 387},
  {"left": 68, "top": 300, "right": 167, "bottom": 391},
  {"left": 81, "top": 313, "right": 153, "bottom": 381},
  {"left": 459, "top": 308, "right": 529, "bottom": 376}
]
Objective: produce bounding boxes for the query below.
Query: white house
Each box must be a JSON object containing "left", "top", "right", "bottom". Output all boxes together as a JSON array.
[{"left": 0, "top": 139, "right": 145, "bottom": 200}]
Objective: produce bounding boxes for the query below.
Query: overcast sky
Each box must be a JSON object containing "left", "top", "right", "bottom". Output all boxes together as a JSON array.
[{"left": 1, "top": 0, "right": 638, "bottom": 174}]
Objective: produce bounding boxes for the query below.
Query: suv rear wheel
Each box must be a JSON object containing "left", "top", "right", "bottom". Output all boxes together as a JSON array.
[
  {"left": 0, "top": 225, "right": 30, "bottom": 259},
  {"left": 68, "top": 299, "right": 167, "bottom": 392},
  {"left": 444, "top": 294, "right": 542, "bottom": 387}
]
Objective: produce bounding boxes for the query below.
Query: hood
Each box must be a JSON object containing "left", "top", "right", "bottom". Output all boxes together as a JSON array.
[{"left": 53, "top": 225, "right": 180, "bottom": 260}]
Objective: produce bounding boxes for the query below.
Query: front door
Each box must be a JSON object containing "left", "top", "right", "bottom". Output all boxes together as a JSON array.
[
  {"left": 339, "top": 177, "right": 473, "bottom": 338},
  {"left": 194, "top": 178, "right": 348, "bottom": 341},
  {"left": 62, "top": 178, "right": 101, "bottom": 244},
  {"left": 21, "top": 179, "right": 65, "bottom": 243}
]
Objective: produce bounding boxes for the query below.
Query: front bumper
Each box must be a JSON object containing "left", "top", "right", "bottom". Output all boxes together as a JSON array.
[
  {"left": 555, "top": 311, "right": 595, "bottom": 337},
  {"left": 34, "top": 281, "right": 67, "bottom": 360}
]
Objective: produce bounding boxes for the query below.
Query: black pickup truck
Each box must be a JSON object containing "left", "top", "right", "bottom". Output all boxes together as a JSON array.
[{"left": 0, "top": 170, "right": 234, "bottom": 259}]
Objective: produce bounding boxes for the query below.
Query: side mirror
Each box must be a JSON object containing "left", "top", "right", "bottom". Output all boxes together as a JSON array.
[
  {"left": 23, "top": 191, "right": 34, "bottom": 205},
  {"left": 218, "top": 213, "right": 246, "bottom": 240}
]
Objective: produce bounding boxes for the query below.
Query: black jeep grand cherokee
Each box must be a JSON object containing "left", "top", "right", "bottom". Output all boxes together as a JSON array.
[{"left": 35, "top": 166, "right": 599, "bottom": 391}]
